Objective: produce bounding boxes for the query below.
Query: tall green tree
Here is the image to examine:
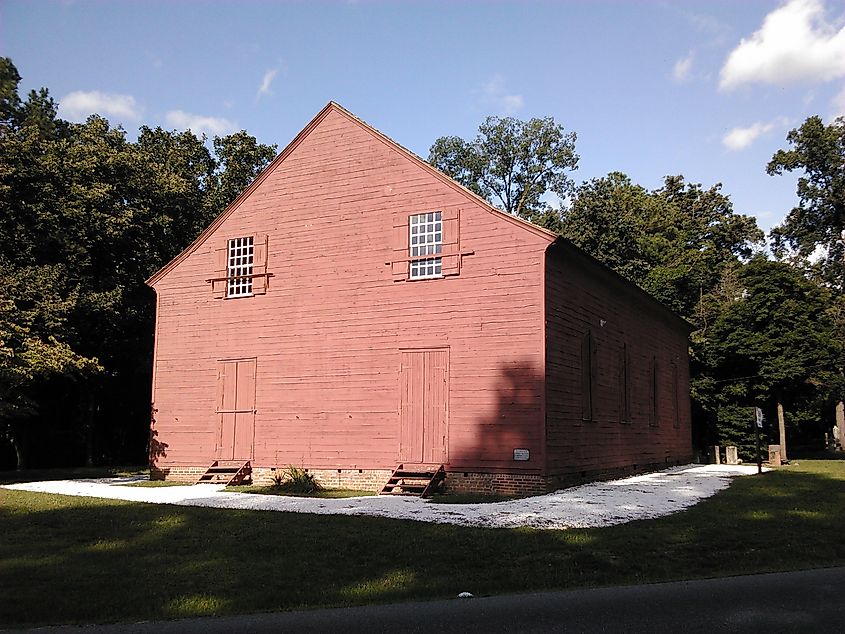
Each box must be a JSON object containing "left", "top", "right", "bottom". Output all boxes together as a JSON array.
[
  {"left": 0, "top": 57, "right": 277, "bottom": 469},
  {"left": 768, "top": 115, "right": 845, "bottom": 286},
  {"left": 693, "top": 257, "right": 842, "bottom": 455},
  {"left": 561, "top": 173, "right": 763, "bottom": 317},
  {"left": 428, "top": 115, "right": 578, "bottom": 229}
]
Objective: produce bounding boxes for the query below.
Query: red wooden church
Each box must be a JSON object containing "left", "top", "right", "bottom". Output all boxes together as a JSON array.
[{"left": 146, "top": 102, "right": 692, "bottom": 494}]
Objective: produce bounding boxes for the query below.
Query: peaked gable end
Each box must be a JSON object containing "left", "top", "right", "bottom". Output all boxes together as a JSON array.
[{"left": 146, "top": 101, "right": 555, "bottom": 287}]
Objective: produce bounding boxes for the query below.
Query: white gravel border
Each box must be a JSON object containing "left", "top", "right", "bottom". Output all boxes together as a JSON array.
[{"left": 2, "top": 464, "right": 760, "bottom": 530}]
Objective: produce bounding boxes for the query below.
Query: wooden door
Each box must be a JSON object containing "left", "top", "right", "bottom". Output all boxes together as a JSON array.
[
  {"left": 400, "top": 349, "right": 449, "bottom": 464},
  {"left": 217, "top": 358, "right": 256, "bottom": 460}
]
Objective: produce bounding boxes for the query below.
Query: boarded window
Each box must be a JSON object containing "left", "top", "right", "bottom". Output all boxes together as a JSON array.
[
  {"left": 581, "top": 330, "right": 594, "bottom": 421},
  {"left": 650, "top": 356, "right": 659, "bottom": 427},
  {"left": 620, "top": 342, "right": 631, "bottom": 423},
  {"left": 672, "top": 361, "right": 680, "bottom": 428}
]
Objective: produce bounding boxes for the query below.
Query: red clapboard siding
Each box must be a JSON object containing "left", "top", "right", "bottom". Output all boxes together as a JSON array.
[
  {"left": 149, "top": 104, "right": 551, "bottom": 472},
  {"left": 148, "top": 102, "right": 693, "bottom": 481},
  {"left": 544, "top": 242, "right": 693, "bottom": 476}
]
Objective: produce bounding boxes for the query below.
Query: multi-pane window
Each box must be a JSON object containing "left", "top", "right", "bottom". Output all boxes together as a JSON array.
[
  {"left": 227, "top": 236, "right": 254, "bottom": 297},
  {"left": 409, "top": 211, "right": 442, "bottom": 279}
]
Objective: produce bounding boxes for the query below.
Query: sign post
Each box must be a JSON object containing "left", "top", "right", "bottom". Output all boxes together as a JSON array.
[{"left": 754, "top": 407, "right": 764, "bottom": 474}]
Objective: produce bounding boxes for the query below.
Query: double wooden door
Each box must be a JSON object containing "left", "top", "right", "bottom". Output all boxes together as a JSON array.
[
  {"left": 216, "top": 358, "right": 256, "bottom": 460},
  {"left": 399, "top": 349, "right": 449, "bottom": 464}
]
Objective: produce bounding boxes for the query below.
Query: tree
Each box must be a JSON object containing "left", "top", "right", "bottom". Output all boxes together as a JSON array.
[
  {"left": 428, "top": 115, "right": 578, "bottom": 229},
  {"left": 767, "top": 115, "right": 845, "bottom": 286},
  {"left": 209, "top": 131, "right": 277, "bottom": 216},
  {"left": 693, "top": 257, "right": 842, "bottom": 456},
  {"left": 561, "top": 173, "right": 763, "bottom": 317},
  {"left": 0, "top": 57, "right": 277, "bottom": 469},
  {"left": 0, "top": 265, "right": 101, "bottom": 468}
]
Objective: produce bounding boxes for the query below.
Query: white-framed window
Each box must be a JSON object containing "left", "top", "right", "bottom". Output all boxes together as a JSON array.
[
  {"left": 227, "top": 236, "right": 254, "bottom": 297},
  {"left": 409, "top": 211, "right": 442, "bottom": 280}
]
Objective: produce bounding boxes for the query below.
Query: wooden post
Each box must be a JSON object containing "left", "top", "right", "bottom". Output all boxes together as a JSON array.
[
  {"left": 754, "top": 407, "right": 764, "bottom": 474},
  {"left": 836, "top": 400, "right": 844, "bottom": 451},
  {"left": 777, "top": 400, "right": 788, "bottom": 463}
]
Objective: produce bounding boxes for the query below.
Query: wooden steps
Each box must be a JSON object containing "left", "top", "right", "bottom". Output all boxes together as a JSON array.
[
  {"left": 379, "top": 464, "right": 445, "bottom": 497},
  {"left": 197, "top": 460, "right": 252, "bottom": 486}
]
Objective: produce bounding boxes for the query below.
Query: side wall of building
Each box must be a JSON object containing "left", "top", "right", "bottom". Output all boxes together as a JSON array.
[
  {"left": 544, "top": 243, "right": 693, "bottom": 483},
  {"left": 150, "top": 108, "right": 552, "bottom": 488}
]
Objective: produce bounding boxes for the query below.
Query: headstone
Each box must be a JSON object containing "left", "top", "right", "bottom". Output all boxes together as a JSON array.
[
  {"left": 768, "top": 445, "right": 782, "bottom": 467},
  {"left": 710, "top": 445, "right": 721, "bottom": 465},
  {"left": 725, "top": 446, "right": 739, "bottom": 465}
]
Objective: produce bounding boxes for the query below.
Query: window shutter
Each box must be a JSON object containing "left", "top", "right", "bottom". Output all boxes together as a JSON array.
[
  {"left": 619, "top": 342, "right": 630, "bottom": 423},
  {"left": 581, "top": 330, "right": 593, "bottom": 421},
  {"left": 391, "top": 215, "right": 409, "bottom": 282},
  {"left": 441, "top": 208, "right": 461, "bottom": 277},
  {"left": 650, "top": 356, "right": 659, "bottom": 426},
  {"left": 253, "top": 233, "right": 269, "bottom": 295},
  {"left": 672, "top": 361, "right": 680, "bottom": 428},
  {"left": 212, "top": 246, "right": 227, "bottom": 299}
]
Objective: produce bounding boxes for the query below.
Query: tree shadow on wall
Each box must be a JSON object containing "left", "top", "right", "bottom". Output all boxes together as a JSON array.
[
  {"left": 447, "top": 359, "right": 545, "bottom": 480},
  {"left": 148, "top": 406, "right": 168, "bottom": 463}
]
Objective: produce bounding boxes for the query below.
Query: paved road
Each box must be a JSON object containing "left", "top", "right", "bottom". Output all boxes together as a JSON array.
[{"left": 14, "top": 567, "right": 845, "bottom": 634}]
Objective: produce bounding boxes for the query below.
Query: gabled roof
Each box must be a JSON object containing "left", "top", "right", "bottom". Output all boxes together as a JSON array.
[
  {"left": 546, "top": 239, "right": 695, "bottom": 333},
  {"left": 146, "top": 101, "right": 557, "bottom": 287}
]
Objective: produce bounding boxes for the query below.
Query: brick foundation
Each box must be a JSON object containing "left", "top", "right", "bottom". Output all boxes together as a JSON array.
[
  {"left": 443, "top": 471, "right": 548, "bottom": 496},
  {"left": 152, "top": 457, "right": 694, "bottom": 495},
  {"left": 150, "top": 466, "right": 206, "bottom": 482},
  {"left": 250, "top": 467, "right": 394, "bottom": 491}
]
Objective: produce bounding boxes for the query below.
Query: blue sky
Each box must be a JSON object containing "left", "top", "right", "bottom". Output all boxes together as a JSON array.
[{"left": 3, "top": 0, "right": 845, "bottom": 233}]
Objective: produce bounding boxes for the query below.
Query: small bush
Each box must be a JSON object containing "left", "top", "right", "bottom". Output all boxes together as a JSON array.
[{"left": 271, "top": 465, "right": 322, "bottom": 493}]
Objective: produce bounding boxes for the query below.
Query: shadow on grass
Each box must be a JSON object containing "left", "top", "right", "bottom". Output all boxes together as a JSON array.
[
  {"left": 0, "top": 465, "right": 147, "bottom": 485},
  {"left": 1, "top": 461, "right": 843, "bottom": 628}
]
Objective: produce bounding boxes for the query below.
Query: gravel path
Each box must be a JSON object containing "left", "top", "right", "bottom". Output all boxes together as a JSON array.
[{"left": 2, "top": 464, "right": 759, "bottom": 530}]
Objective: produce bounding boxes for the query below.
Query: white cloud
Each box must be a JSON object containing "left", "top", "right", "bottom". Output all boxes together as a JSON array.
[
  {"left": 673, "top": 52, "right": 694, "bottom": 82},
  {"left": 720, "top": 0, "right": 845, "bottom": 90},
  {"left": 257, "top": 68, "right": 278, "bottom": 98},
  {"left": 722, "top": 117, "right": 788, "bottom": 151},
  {"left": 165, "top": 110, "right": 237, "bottom": 137},
  {"left": 480, "top": 74, "right": 524, "bottom": 114},
  {"left": 59, "top": 90, "right": 141, "bottom": 122},
  {"left": 807, "top": 243, "right": 828, "bottom": 263}
]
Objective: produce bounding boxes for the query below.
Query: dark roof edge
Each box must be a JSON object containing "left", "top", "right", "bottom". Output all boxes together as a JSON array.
[{"left": 546, "top": 237, "right": 695, "bottom": 334}]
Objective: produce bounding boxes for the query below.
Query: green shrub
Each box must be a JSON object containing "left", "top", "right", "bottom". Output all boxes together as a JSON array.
[{"left": 271, "top": 465, "right": 322, "bottom": 493}]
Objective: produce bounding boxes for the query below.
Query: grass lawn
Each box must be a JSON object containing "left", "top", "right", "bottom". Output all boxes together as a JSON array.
[{"left": 2, "top": 459, "right": 844, "bottom": 628}]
